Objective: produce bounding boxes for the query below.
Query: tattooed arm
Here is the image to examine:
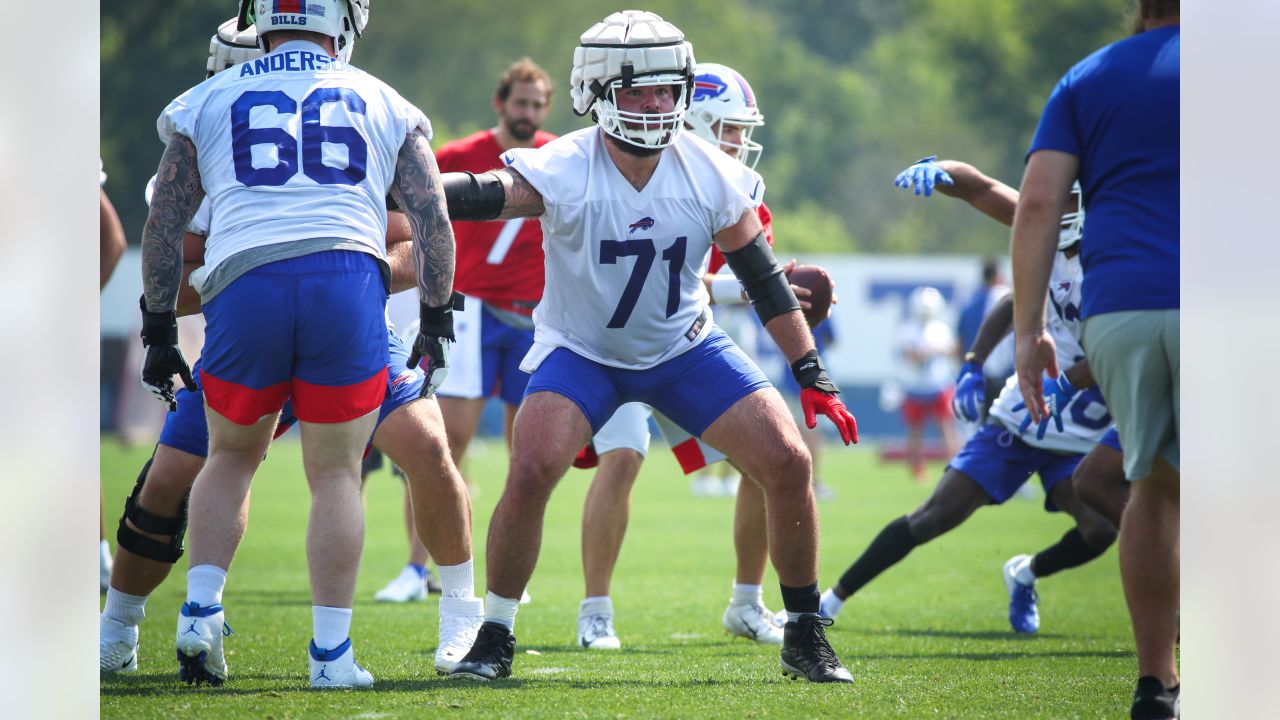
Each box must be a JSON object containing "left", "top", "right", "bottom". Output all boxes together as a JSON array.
[
  {"left": 141, "top": 135, "right": 204, "bottom": 312},
  {"left": 492, "top": 168, "right": 545, "bottom": 220},
  {"left": 389, "top": 129, "right": 455, "bottom": 307}
]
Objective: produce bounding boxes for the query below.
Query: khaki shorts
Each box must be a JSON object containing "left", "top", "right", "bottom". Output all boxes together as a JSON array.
[{"left": 1083, "top": 310, "right": 1179, "bottom": 481}]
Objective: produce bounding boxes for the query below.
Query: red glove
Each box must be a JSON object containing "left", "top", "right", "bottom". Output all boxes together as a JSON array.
[{"left": 793, "top": 351, "right": 859, "bottom": 445}]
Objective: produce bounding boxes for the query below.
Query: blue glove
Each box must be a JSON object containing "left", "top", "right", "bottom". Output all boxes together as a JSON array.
[
  {"left": 951, "top": 361, "right": 985, "bottom": 422},
  {"left": 893, "top": 155, "right": 954, "bottom": 197},
  {"left": 1012, "top": 374, "right": 1079, "bottom": 440}
]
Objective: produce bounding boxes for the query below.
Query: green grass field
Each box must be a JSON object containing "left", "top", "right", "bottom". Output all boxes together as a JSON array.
[{"left": 100, "top": 436, "right": 1135, "bottom": 719}]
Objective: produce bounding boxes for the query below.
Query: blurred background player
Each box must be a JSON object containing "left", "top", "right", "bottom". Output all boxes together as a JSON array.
[
  {"left": 444, "top": 12, "right": 856, "bottom": 684},
  {"left": 822, "top": 157, "right": 1115, "bottom": 634},
  {"left": 374, "top": 58, "right": 557, "bottom": 604},
  {"left": 574, "top": 62, "right": 819, "bottom": 651},
  {"left": 101, "top": 160, "right": 127, "bottom": 592},
  {"left": 1011, "top": 3, "right": 1180, "bottom": 715},
  {"left": 139, "top": 0, "right": 459, "bottom": 688},
  {"left": 102, "top": 17, "right": 482, "bottom": 681},
  {"left": 894, "top": 285, "right": 960, "bottom": 484}
]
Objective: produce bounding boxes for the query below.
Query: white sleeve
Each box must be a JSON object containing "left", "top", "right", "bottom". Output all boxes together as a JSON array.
[
  {"left": 710, "top": 163, "right": 764, "bottom": 235},
  {"left": 503, "top": 142, "right": 583, "bottom": 233},
  {"left": 156, "top": 85, "right": 202, "bottom": 146}
]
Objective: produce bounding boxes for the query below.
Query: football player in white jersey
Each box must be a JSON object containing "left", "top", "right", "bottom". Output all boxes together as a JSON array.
[
  {"left": 438, "top": 12, "right": 856, "bottom": 683},
  {"left": 102, "top": 17, "right": 483, "bottom": 685},
  {"left": 816, "top": 159, "right": 1118, "bottom": 635},
  {"left": 574, "top": 62, "right": 803, "bottom": 651},
  {"left": 138, "top": 0, "right": 460, "bottom": 688}
]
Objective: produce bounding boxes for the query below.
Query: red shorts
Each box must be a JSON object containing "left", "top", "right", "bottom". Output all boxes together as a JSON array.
[{"left": 902, "top": 389, "right": 954, "bottom": 427}]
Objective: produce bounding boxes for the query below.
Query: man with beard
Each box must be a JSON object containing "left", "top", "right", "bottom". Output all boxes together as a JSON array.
[
  {"left": 440, "top": 11, "right": 858, "bottom": 684},
  {"left": 373, "top": 58, "right": 557, "bottom": 603}
]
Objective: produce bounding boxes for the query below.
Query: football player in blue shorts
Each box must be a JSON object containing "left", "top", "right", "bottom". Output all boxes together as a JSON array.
[
  {"left": 816, "top": 158, "right": 1119, "bottom": 635},
  {"left": 131, "top": 6, "right": 472, "bottom": 688},
  {"left": 438, "top": 12, "right": 858, "bottom": 684}
]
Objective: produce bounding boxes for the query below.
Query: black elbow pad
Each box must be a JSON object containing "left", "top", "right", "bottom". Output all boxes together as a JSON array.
[
  {"left": 721, "top": 232, "right": 801, "bottom": 325},
  {"left": 442, "top": 171, "right": 506, "bottom": 221}
]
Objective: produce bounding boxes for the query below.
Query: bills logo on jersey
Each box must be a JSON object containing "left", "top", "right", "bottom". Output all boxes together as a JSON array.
[
  {"left": 629, "top": 216, "right": 655, "bottom": 234},
  {"left": 693, "top": 75, "right": 728, "bottom": 102},
  {"left": 1058, "top": 281, "right": 1071, "bottom": 292}
]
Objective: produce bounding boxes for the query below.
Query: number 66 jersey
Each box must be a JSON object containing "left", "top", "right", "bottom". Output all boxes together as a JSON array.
[
  {"left": 989, "top": 250, "right": 1114, "bottom": 454},
  {"left": 156, "top": 40, "right": 431, "bottom": 285},
  {"left": 505, "top": 126, "right": 764, "bottom": 370}
]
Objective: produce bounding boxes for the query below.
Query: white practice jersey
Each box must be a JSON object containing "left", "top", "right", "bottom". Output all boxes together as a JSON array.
[
  {"left": 989, "top": 251, "right": 1113, "bottom": 454},
  {"left": 895, "top": 318, "right": 957, "bottom": 395},
  {"left": 506, "top": 127, "right": 764, "bottom": 370},
  {"left": 156, "top": 40, "right": 431, "bottom": 279}
]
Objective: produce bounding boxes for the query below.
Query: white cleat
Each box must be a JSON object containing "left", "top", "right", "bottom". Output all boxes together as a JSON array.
[
  {"left": 100, "top": 616, "right": 139, "bottom": 674},
  {"left": 723, "top": 601, "right": 784, "bottom": 644},
  {"left": 175, "top": 602, "right": 232, "bottom": 686},
  {"left": 309, "top": 638, "right": 374, "bottom": 689},
  {"left": 435, "top": 596, "right": 485, "bottom": 674},
  {"left": 374, "top": 565, "right": 428, "bottom": 603},
  {"left": 577, "top": 612, "right": 621, "bottom": 650}
]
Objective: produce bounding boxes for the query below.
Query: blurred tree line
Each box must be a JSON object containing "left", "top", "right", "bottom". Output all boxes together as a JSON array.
[{"left": 101, "top": 0, "right": 1128, "bottom": 255}]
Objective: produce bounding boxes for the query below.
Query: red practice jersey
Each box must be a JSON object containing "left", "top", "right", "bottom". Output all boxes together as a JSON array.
[
  {"left": 436, "top": 129, "right": 557, "bottom": 315},
  {"left": 707, "top": 201, "right": 772, "bottom": 274}
]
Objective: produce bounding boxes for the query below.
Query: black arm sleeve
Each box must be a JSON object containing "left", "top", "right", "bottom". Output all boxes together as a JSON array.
[
  {"left": 441, "top": 171, "right": 506, "bottom": 221},
  {"left": 721, "top": 231, "right": 801, "bottom": 326}
]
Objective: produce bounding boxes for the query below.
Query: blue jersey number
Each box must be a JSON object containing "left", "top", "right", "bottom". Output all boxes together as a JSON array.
[
  {"left": 600, "top": 236, "right": 687, "bottom": 328},
  {"left": 232, "top": 88, "right": 368, "bottom": 187}
]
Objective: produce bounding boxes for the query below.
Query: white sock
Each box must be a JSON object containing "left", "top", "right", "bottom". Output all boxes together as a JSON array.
[
  {"left": 186, "top": 565, "right": 227, "bottom": 607},
  {"left": 731, "top": 583, "right": 763, "bottom": 606},
  {"left": 312, "top": 605, "right": 353, "bottom": 650},
  {"left": 579, "top": 595, "right": 613, "bottom": 617},
  {"left": 820, "top": 588, "right": 845, "bottom": 617},
  {"left": 100, "top": 539, "right": 113, "bottom": 569},
  {"left": 103, "top": 588, "right": 148, "bottom": 627},
  {"left": 485, "top": 591, "right": 521, "bottom": 630},
  {"left": 1015, "top": 557, "right": 1037, "bottom": 586},
  {"left": 436, "top": 558, "right": 475, "bottom": 599}
]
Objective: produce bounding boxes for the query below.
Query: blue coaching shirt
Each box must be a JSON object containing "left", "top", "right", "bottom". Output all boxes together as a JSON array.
[{"left": 1028, "top": 25, "right": 1179, "bottom": 318}]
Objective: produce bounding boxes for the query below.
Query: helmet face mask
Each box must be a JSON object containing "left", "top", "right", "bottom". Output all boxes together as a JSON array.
[
  {"left": 685, "top": 63, "right": 764, "bottom": 168},
  {"left": 238, "top": 0, "right": 368, "bottom": 62},
  {"left": 571, "top": 11, "right": 696, "bottom": 150},
  {"left": 593, "top": 72, "right": 692, "bottom": 149},
  {"left": 1058, "top": 181, "right": 1085, "bottom": 251}
]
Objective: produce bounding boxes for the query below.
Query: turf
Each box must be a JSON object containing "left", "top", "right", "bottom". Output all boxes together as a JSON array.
[{"left": 100, "top": 436, "right": 1135, "bottom": 719}]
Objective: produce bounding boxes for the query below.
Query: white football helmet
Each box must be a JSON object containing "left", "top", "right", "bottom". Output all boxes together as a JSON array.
[
  {"left": 907, "top": 286, "right": 946, "bottom": 321},
  {"left": 570, "top": 10, "right": 696, "bottom": 149},
  {"left": 208, "top": 18, "right": 262, "bottom": 77},
  {"left": 685, "top": 63, "right": 764, "bottom": 168},
  {"left": 237, "top": 0, "right": 368, "bottom": 62},
  {"left": 1058, "top": 181, "right": 1085, "bottom": 250}
]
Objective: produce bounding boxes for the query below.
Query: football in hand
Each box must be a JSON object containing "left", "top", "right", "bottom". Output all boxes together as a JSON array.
[{"left": 787, "top": 264, "right": 833, "bottom": 328}]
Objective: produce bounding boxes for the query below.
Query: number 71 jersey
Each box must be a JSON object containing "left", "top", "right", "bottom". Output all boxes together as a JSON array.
[
  {"left": 504, "top": 127, "right": 764, "bottom": 370},
  {"left": 156, "top": 42, "right": 431, "bottom": 279}
]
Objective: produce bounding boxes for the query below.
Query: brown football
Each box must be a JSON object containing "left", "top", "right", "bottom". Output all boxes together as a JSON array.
[{"left": 788, "top": 264, "right": 832, "bottom": 328}]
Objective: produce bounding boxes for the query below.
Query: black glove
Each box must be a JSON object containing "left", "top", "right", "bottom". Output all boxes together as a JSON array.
[
  {"left": 139, "top": 296, "right": 196, "bottom": 411},
  {"left": 407, "top": 292, "right": 464, "bottom": 399}
]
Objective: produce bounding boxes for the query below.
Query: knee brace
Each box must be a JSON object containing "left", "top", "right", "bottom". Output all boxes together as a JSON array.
[{"left": 115, "top": 453, "right": 189, "bottom": 564}]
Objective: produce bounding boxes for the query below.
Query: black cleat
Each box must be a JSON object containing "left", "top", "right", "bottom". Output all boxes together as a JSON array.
[
  {"left": 779, "top": 614, "right": 853, "bottom": 683},
  {"left": 1130, "top": 676, "right": 1179, "bottom": 720},
  {"left": 448, "top": 621, "right": 515, "bottom": 681}
]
